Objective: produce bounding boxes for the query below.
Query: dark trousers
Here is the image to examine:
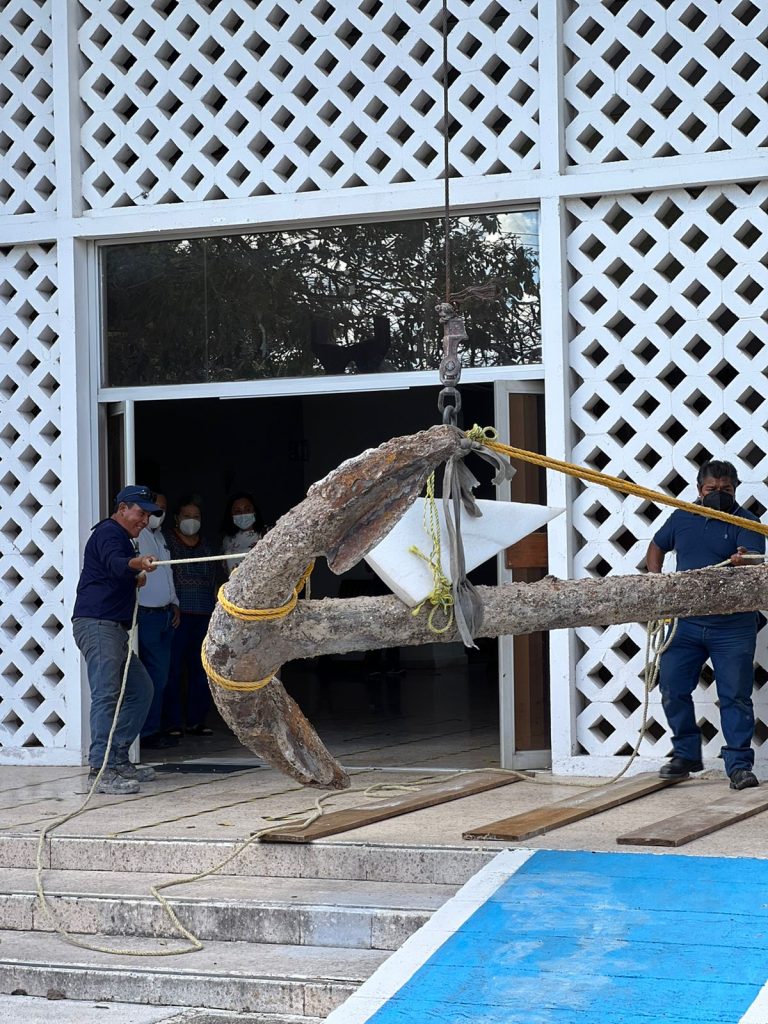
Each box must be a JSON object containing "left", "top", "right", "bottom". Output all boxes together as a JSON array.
[
  {"left": 138, "top": 607, "right": 175, "bottom": 737},
  {"left": 163, "top": 612, "right": 211, "bottom": 731},
  {"left": 73, "top": 618, "right": 153, "bottom": 769},
  {"left": 659, "top": 617, "right": 757, "bottom": 775}
]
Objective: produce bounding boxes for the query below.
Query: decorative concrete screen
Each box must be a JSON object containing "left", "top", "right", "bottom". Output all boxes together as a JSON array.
[
  {"left": 0, "top": 243, "right": 65, "bottom": 751},
  {"left": 567, "top": 181, "right": 768, "bottom": 760},
  {"left": 564, "top": 0, "right": 767, "bottom": 166},
  {"left": 78, "top": 0, "right": 540, "bottom": 208},
  {"left": 1, "top": 0, "right": 768, "bottom": 770},
  {"left": 0, "top": 0, "right": 56, "bottom": 214}
]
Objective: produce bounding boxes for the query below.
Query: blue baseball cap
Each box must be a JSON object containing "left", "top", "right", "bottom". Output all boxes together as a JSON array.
[{"left": 114, "top": 485, "right": 161, "bottom": 513}]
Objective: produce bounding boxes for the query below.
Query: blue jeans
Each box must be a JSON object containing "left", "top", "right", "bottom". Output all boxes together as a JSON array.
[
  {"left": 138, "top": 607, "right": 175, "bottom": 738},
  {"left": 659, "top": 617, "right": 757, "bottom": 774},
  {"left": 163, "top": 613, "right": 212, "bottom": 731},
  {"left": 73, "top": 618, "right": 153, "bottom": 769}
]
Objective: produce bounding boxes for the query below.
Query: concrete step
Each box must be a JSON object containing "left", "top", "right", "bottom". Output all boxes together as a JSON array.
[
  {"left": 3, "top": 868, "right": 452, "bottom": 948},
  {"left": 1, "top": 834, "right": 496, "bottom": 884},
  {"left": 0, "top": 997, "right": 325, "bottom": 1024},
  {"left": 0, "top": 929, "right": 388, "bottom": 1016}
]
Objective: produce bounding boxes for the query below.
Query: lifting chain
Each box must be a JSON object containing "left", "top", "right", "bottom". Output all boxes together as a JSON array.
[{"left": 436, "top": 301, "right": 467, "bottom": 426}]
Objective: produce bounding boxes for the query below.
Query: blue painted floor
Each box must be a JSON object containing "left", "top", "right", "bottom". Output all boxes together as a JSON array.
[{"left": 367, "top": 850, "right": 768, "bottom": 1024}]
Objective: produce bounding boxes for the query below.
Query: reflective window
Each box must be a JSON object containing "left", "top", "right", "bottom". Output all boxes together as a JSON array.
[{"left": 103, "top": 212, "right": 540, "bottom": 387}]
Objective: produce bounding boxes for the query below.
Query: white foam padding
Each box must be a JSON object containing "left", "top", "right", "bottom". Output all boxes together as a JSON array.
[{"left": 365, "top": 498, "right": 564, "bottom": 606}]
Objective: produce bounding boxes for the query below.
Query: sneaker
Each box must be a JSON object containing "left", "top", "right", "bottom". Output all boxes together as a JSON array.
[
  {"left": 659, "top": 756, "right": 704, "bottom": 781},
  {"left": 729, "top": 768, "right": 759, "bottom": 791},
  {"left": 115, "top": 762, "right": 157, "bottom": 783},
  {"left": 87, "top": 768, "right": 139, "bottom": 795}
]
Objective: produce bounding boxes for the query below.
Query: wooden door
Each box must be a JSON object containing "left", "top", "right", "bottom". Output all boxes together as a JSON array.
[{"left": 504, "top": 392, "right": 550, "bottom": 751}]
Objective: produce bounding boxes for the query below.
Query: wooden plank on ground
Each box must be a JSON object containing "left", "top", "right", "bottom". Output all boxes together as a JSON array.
[
  {"left": 617, "top": 785, "right": 768, "bottom": 847},
  {"left": 462, "top": 774, "right": 679, "bottom": 842},
  {"left": 260, "top": 770, "right": 521, "bottom": 843}
]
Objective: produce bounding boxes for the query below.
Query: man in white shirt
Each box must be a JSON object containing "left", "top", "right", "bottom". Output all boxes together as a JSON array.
[{"left": 137, "top": 493, "right": 181, "bottom": 749}]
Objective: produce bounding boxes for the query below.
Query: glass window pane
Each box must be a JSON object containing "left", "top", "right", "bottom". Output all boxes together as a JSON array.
[{"left": 103, "top": 211, "right": 540, "bottom": 387}]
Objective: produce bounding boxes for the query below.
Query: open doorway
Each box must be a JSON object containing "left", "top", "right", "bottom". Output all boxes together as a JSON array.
[{"left": 131, "top": 382, "right": 501, "bottom": 771}]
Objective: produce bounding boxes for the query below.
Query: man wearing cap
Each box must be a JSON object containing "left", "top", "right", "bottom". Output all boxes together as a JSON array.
[{"left": 72, "top": 485, "right": 162, "bottom": 795}]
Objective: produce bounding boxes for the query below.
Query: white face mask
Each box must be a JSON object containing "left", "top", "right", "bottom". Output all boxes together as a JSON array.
[
  {"left": 179, "top": 517, "right": 200, "bottom": 536},
  {"left": 148, "top": 512, "right": 165, "bottom": 530},
  {"left": 233, "top": 513, "right": 255, "bottom": 530}
]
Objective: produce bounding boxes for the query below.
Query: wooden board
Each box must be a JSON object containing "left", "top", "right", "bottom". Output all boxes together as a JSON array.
[
  {"left": 462, "top": 774, "right": 679, "bottom": 842},
  {"left": 617, "top": 785, "right": 768, "bottom": 847},
  {"left": 260, "top": 770, "right": 521, "bottom": 843},
  {"left": 505, "top": 532, "right": 549, "bottom": 570}
]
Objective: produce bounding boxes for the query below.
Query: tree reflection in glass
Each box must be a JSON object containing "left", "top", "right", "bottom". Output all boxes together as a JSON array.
[{"left": 103, "top": 212, "right": 540, "bottom": 387}]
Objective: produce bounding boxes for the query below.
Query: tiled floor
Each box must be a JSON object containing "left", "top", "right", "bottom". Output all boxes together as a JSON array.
[
  {"left": 149, "top": 654, "right": 502, "bottom": 774},
  {"left": 329, "top": 849, "right": 768, "bottom": 1024}
]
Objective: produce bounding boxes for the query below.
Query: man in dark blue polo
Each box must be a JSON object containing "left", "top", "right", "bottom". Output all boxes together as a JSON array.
[
  {"left": 646, "top": 460, "right": 765, "bottom": 790},
  {"left": 73, "top": 485, "right": 161, "bottom": 795}
]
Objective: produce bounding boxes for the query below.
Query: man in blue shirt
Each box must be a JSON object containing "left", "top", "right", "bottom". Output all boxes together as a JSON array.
[
  {"left": 646, "top": 460, "right": 765, "bottom": 790},
  {"left": 72, "top": 485, "right": 161, "bottom": 795}
]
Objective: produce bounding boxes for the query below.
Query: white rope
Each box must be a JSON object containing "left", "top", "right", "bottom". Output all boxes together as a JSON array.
[
  {"left": 38, "top": 548, "right": 766, "bottom": 955},
  {"left": 35, "top": 596, "right": 204, "bottom": 956},
  {"left": 152, "top": 552, "right": 247, "bottom": 566}
]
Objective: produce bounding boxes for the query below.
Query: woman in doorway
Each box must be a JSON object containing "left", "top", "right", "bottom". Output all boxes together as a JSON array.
[
  {"left": 221, "top": 492, "right": 264, "bottom": 576},
  {"left": 163, "top": 496, "right": 217, "bottom": 738}
]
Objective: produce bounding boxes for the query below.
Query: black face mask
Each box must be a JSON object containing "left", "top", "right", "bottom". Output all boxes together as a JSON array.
[{"left": 702, "top": 490, "right": 735, "bottom": 513}]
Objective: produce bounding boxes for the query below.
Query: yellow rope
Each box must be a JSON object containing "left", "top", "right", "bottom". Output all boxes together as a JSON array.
[
  {"left": 202, "top": 561, "right": 314, "bottom": 692},
  {"left": 409, "top": 472, "right": 454, "bottom": 634},
  {"left": 217, "top": 561, "right": 314, "bottom": 622},
  {"left": 467, "top": 424, "right": 768, "bottom": 537},
  {"left": 200, "top": 643, "right": 276, "bottom": 693}
]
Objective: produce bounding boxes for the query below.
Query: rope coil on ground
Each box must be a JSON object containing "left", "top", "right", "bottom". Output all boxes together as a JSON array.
[
  {"left": 35, "top": 595, "right": 204, "bottom": 957},
  {"left": 37, "top": 435, "right": 768, "bottom": 958}
]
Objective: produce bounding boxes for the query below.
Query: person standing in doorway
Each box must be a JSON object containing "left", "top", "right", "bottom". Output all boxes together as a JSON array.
[
  {"left": 137, "top": 492, "right": 181, "bottom": 750},
  {"left": 163, "top": 496, "right": 217, "bottom": 738},
  {"left": 220, "top": 492, "right": 264, "bottom": 576},
  {"left": 72, "top": 485, "right": 161, "bottom": 795},
  {"left": 646, "top": 460, "right": 765, "bottom": 790}
]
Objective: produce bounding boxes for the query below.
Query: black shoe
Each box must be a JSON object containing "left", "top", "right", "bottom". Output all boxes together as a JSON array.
[
  {"left": 729, "top": 768, "right": 759, "bottom": 791},
  {"left": 659, "top": 756, "right": 704, "bottom": 780},
  {"left": 141, "top": 733, "right": 179, "bottom": 749},
  {"left": 115, "top": 762, "right": 157, "bottom": 782},
  {"left": 187, "top": 724, "right": 213, "bottom": 736}
]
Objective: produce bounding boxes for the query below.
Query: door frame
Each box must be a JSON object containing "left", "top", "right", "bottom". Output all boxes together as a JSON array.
[
  {"left": 101, "top": 400, "right": 136, "bottom": 513},
  {"left": 97, "top": 379, "right": 547, "bottom": 768},
  {"left": 494, "top": 378, "right": 550, "bottom": 770}
]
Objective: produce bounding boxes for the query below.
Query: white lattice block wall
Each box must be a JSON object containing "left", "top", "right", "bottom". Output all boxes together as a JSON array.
[
  {"left": 0, "top": 0, "right": 56, "bottom": 214},
  {"left": 567, "top": 181, "right": 768, "bottom": 761},
  {"left": 0, "top": 243, "right": 67, "bottom": 752},
  {"left": 564, "top": 0, "right": 768, "bottom": 166},
  {"left": 78, "top": 0, "right": 539, "bottom": 209}
]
